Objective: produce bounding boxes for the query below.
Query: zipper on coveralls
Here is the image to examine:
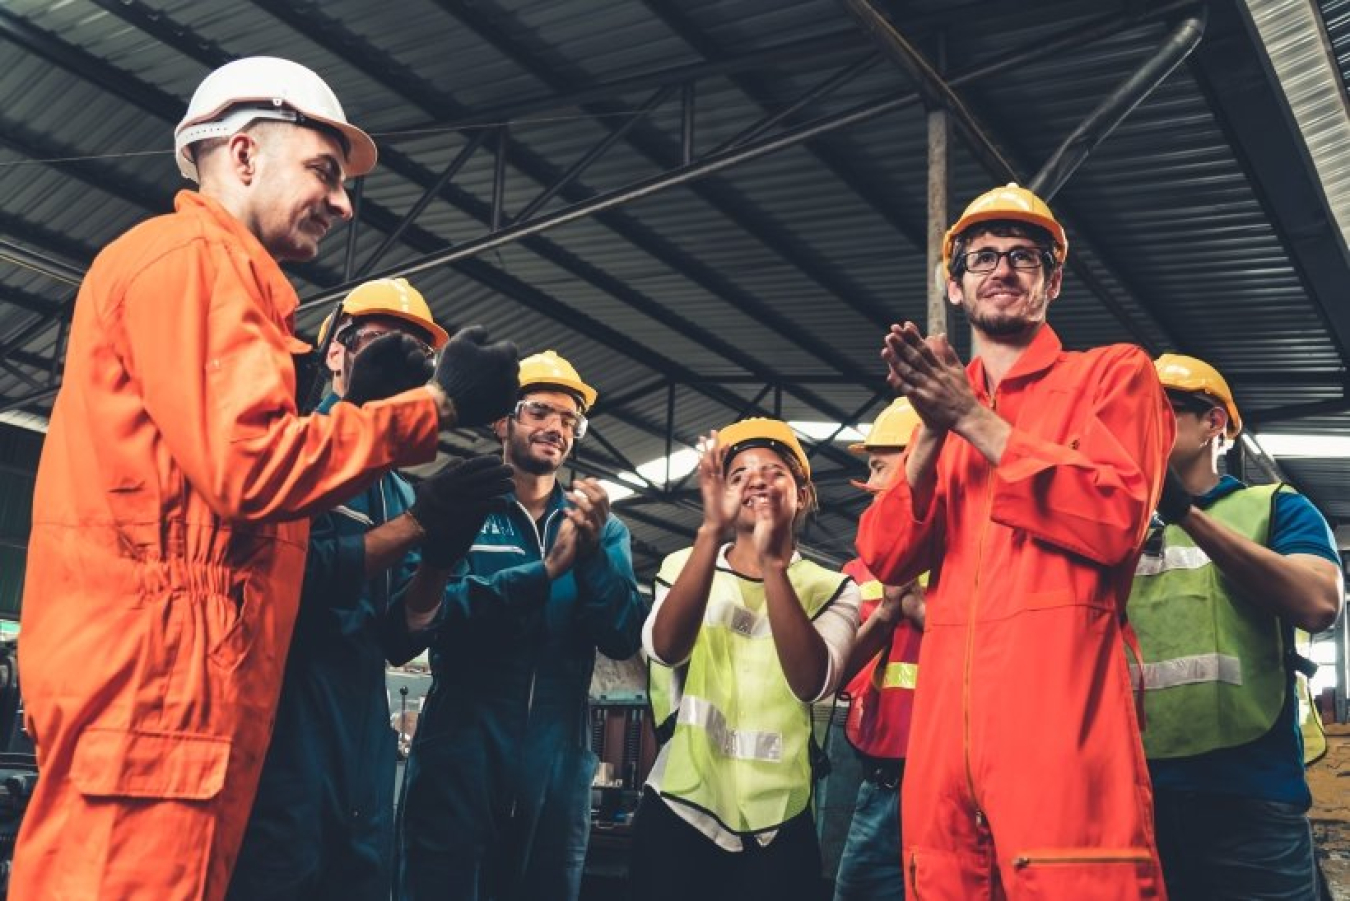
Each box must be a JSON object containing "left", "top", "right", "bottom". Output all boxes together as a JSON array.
[
  {"left": 1011, "top": 849, "right": 1152, "bottom": 869},
  {"left": 507, "top": 501, "right": 561, "bottom": 820},
  {"left": 963, "top": 390, "right": 996, "bottom": 828}
]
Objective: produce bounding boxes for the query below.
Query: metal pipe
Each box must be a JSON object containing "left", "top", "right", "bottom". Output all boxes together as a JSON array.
[
  {"left": 1030, "top": 12, "right": 1207, "bottom": 199},
  {"left": 665, "top": 380, "right": 675, "bottom": 490},
  {"left": 491, "top": 126, "right": 508, "bottom": 231},
  {"left": 297, "top": 2, "right": 1196, "bottom": 312},
  {"left": 516, "top": 85, "right": 676, "bottom": 223},
  {"left": 926, "top": 31, "right": 951, "bottom": 339},
  {"left": 48, "top": 317, "right": 68, "bottom": 385},
  {"left": 0, "top": 237, "right": 83, "bottom": 286},
  {"left": 359, "top": 132, "right": 487, "bottom": 276},
  {"left": 681, "top": 82, "right": 695, "bottom": 165}
]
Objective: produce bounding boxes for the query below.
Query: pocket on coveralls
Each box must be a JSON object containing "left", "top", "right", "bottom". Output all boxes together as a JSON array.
[
  {"left": 68, "top": 728, "right": 230, "bottom": 896},
  {"left": 71, "top": 727, "right": 231, "bottom": 800},
  {"left": 1008, "top": 847, "right": 1158, "bottom": 899}
]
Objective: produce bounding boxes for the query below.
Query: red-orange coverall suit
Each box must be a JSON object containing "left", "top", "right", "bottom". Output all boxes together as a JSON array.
[
  {"left": 857, "top": 325, "right": 1175, "bottom": 900},
  {"left": 13, "top": 191, "right": 440, "bottom": 901}
]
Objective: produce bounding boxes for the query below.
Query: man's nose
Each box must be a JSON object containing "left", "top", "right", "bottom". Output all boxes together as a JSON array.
[{"left": 328, "top": 184, "right": 354, "bottom": 221}]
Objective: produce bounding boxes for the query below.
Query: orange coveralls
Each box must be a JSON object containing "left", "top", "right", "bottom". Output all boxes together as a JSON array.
[
  {"left": 13, "top": 191, "right": 440, "bottom": 901},
  {"left": 857, "top": 326, "right": 1174, "bottom": 900}
]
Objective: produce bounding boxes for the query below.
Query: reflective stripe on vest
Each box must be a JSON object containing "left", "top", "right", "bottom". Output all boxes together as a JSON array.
[
  {"left": 1133, "top": 545, "right": 1210, "bottom": 576},
  {"left": 881, "top": 661, "right": 920, "bottom": 690},
  {"left": 1127, "top": 483, "right": 1287, "bottom": 759},
  {"left": 678, "top": 696, "right": 783, "bottom": 762},
  {"left": 650, "top": 547, "right": 851, "bottom": 835},
  {"left": 1134, "top": 652, "right": 1243, "bottom": 690}
]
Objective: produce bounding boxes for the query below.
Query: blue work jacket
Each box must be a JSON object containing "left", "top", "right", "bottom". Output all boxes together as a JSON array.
[
  {"left": 231, "top": 394, "right": 431, "bottom": 901},
  {"left": 398, "top": 482, "right": 645, "bottom": 900}
]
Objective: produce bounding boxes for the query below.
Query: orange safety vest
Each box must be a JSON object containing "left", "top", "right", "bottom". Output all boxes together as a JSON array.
[{"left": 840, "top": 558, "right": 921, "bottom": 761}]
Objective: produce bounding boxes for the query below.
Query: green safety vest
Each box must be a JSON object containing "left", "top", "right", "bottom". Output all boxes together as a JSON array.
[
  {"left": 647, "top": 548, "right": 852, "bottom": 835},
  {"left": 1128, "top": 483, "right": 1288, "bottom": 758}
]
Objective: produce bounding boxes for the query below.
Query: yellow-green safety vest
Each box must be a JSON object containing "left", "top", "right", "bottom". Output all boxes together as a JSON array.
[
  {"left": 647, "top": 548, "right": 852, "bottom": 835},
  {"left": 1128, "top": 483, "right": 1291, "bottom": 758}
]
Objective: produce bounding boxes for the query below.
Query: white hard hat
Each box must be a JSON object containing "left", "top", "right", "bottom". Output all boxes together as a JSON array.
[{"left": 174, "top": 56, "right": 377, "bottom": 183}]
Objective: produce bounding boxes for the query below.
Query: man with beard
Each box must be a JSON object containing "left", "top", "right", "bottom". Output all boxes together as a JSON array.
[
  {"left": 399, "top": 350, "right": 646, "bottom": 901},
  {"left": 857, "top": 183, "right": 1175, "bottom": 898},
  {"left": 13, "top": 57, "right": 517, "bottom": 901},
  {"left": 228, "top": 277, "right": 514, "bottom": 901}
]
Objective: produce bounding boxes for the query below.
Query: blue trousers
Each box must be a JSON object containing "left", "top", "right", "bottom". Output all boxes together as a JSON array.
[
  {"left": 833, "top": 778, "right": 905, "bottom": 901},
  {"left": 1154, "top": 788, "right": 1316, "bottom": 901}
]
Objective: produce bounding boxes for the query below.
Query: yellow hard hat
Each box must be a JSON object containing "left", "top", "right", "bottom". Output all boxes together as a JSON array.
[
  {"left": 942, "top": 183, "right": 1068, "bottom": 272},
  {"left": 717, "top": 417, "right": 811, "bottom": 481},
  {"left": 850, "top": 398, "right": 921, "bottom": 454},
  {"left": 519, "top": 349, "right": 598, "bottom": 412},
  {"left": 321, "top": 278, "right": 449, "bottom": 349},
  {"left": 1155, "top": 353, "right": 1242, "bottom": 437}
]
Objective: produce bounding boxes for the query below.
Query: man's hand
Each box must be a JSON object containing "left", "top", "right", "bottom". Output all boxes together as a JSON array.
[
  {"left": 427, "top": 325, "right": 519, "bottom": 427},
  {"left": 899, "top": 581, "right": 927, "bottom": 631},
  {"left": 411, "top": 455, "right": 515, "bottom": 569},
  {"left": 345, "top": 333, "right": 434, "bottom": 406},
  {"left": 545, "top": 517, "right": 579, "bottom": 580},
  {"left": 564, "top": 478, "right": 610, "bottom": 560},
  {"left": 881, "top": 322, "right": 978, "bottom": 432},
  {"left": 1156, "top": 467, "right": 1194, "bottom": 525}
]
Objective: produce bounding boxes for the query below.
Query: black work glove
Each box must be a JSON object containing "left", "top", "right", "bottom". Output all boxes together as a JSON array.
[
  {"left": 411, "top": 455, "right": 515, "bottom": 568},
  {"left": 345, "top": 333, "right": 435, "bottom": 406},
  {"left": 428, "top": 326, "right": 519, "bottom": 427},
  {"left": 1156, "top": 468, "right": 1193, "bottom": 525}
]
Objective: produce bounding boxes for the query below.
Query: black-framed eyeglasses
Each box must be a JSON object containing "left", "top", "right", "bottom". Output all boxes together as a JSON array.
[
  {"left": 338, "top": 326, "right": 434, "bottom": 359},
  {"left": 961, "top": 246, "right": 1052, "bottom": 274},
  {"left": 512, "top": 399, "right": 588, "bottom": 439}
]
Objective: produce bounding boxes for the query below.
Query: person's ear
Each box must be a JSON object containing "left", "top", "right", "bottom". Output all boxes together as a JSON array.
[
  {"left": 325, "top": 338, "right": 345, "bottom": 376},
  {"left": 1206, "top": 407, "right": 1228, "bottom": 440},
  {"left": 227, "top": 132, "right": 259, "bottom": 184},
  {"left": 1045, "top": 265, "right": 1064, "bottom": 301}
]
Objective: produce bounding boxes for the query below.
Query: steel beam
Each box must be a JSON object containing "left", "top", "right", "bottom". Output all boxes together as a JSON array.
[
  {"left": 387, "top": 30, "right": 871, "bottom": 136},
  {"left": 0, "top": 7, "right": 858, "bottom": 479},
  {"left": 358, "top": 133, "right": 488, "bottom": 277},
  {"left": 434, "top": 0, "right": 899, "bottom": 352}
]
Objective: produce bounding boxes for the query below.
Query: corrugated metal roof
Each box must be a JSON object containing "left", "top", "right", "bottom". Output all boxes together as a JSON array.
[{"left": 0, "top": 0, "right": 1347, "bottom": 585}]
